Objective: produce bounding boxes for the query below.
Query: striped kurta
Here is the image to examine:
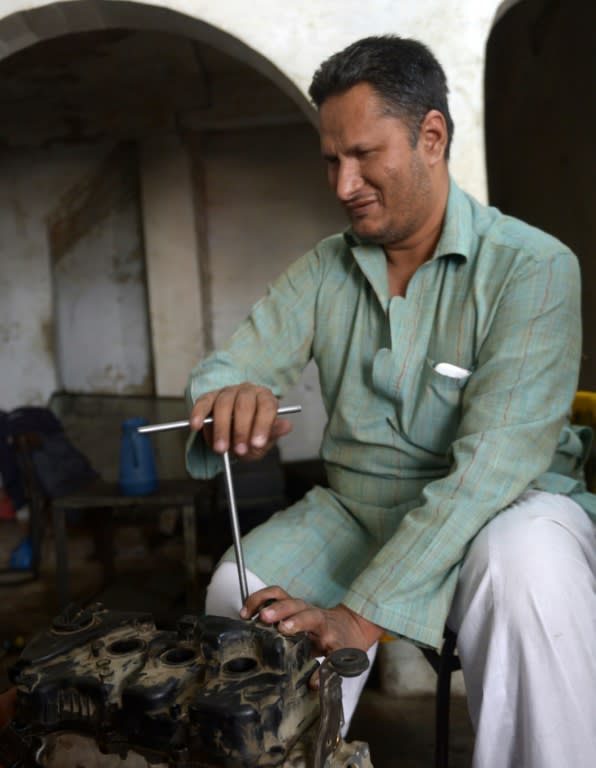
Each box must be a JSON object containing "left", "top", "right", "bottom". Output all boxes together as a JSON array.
[{"left": 186, "top": 178, "right": 595, "bottom": 649}]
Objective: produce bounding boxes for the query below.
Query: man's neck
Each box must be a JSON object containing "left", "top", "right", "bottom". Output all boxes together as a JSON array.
[{"left": 384, "top": 174, "right": 449, "bottom": 297}]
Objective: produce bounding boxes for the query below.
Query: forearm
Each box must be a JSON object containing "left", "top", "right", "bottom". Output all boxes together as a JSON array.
[{"left": 185, "top": 250, "right": 321, "bottom": 478}]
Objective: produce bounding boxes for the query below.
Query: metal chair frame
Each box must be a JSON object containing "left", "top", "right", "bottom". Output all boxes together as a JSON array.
[{"left": 422, "top": 628, "right": 461, "bottom": 768}]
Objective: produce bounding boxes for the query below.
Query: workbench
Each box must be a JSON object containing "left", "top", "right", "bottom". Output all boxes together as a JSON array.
[
  {"left": 52, "top": 476, "right": 212, "bottom": 610},
  {"left": 44, "top": 393, "right": 215, "bottom": 610}
]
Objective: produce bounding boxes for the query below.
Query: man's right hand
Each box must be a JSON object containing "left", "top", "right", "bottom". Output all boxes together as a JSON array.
[{"left": 189, "top": 383, "right": 293, "bottom": 461}]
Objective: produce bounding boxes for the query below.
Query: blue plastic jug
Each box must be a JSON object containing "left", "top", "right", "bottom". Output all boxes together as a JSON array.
[
  {"left": 9, "top": 536, "right": 33, "bottom": 570},
  {"left": 119, "top": 417, "right": 158, "bottom": 496}
]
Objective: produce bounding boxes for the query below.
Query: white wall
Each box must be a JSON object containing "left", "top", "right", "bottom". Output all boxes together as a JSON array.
[
  {"left": 0, "top": 0, "right": 515, "bottom": 199},
  {"left": 203, "top": 124, "right": 346, "bottom": 459},
  {"left": 0, "top": 149, "right": 56, "bottom": 407},
  {"left": 0, "top": 0, "right": 522, "bottom": 697},
  {"left": 0, "top": 0, "right": 514, "bottom": 426},
  {"left": 0, "top": 143, "right": 153, "bottom": 409}
]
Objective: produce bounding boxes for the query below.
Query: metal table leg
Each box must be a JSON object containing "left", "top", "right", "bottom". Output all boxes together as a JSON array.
[
  {"left": 182, "top": 502, "right": 197, "bottom": 606},
  {"left": 52, "top": 505, "right": 70, "bottom": 610}
]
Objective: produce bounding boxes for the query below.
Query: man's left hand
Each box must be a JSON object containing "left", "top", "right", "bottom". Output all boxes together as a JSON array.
[{"left": 240, "top": 586, "right": 383, "bottom": 656}]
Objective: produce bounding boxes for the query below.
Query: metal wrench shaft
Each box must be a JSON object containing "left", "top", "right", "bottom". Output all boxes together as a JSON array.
[{"left": 222, "top": 450, "right": 249, "bottom": 605}]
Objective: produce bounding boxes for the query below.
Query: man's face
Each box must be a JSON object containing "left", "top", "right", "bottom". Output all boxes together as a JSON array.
[{"left": 319, "top": 82, "right": 435, "bottom": 248}]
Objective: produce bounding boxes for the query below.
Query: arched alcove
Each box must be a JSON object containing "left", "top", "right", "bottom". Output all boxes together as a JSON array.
[
  {"left": 485, "top": 0, "right": 596, "bottom": 387},
  {"left": 0, "top": 1, "right": 343, "bottom": 459},
  {"left": 0, "top": 0, "right": 313, "bottom": 120}
]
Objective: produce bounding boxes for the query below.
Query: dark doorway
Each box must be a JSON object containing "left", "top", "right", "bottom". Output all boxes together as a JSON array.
[{"left": 485, "top": 0, "right": 596, "bottom": 387}]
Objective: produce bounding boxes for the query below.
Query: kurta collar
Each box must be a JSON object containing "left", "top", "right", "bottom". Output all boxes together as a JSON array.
[{"left": 341, "top": 176, "right": 470, "bottom": 308}]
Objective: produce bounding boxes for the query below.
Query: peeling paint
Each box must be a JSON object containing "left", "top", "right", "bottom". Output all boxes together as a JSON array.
[
  {"left": 86, "top": 364, "right": 151, "bottom": 395},
  {"left": 47, "top": 145, "right": 137, "bottom": 266},
  {"left": 40, "top": 317, "right": 55, "bottom": 359},
  {"left": 0, "top": 320, "right": 21, "bottom": 344},
  {"left": 112, "top": 246, "right": 143, "bottom": 284}
]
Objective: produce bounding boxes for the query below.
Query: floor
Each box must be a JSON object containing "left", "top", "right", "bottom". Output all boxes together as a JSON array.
[{"left": 0, "top": 514, "right": 475, "bottom": 767}]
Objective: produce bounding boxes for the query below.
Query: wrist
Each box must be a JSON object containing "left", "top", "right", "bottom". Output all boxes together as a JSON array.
[{"left": 336, "top": 604, "right": 384, "bottom": 647}]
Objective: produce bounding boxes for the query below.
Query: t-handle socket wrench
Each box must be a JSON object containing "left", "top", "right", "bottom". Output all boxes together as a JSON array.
[
  {"left": 137, "top": 405, "right": 302, "bottom": 434},
  {"left": 137, "top": 404, "right": 302, "bottom": 604}
]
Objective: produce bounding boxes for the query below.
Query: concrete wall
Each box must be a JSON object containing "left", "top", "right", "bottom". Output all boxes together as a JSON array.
[
  {"left": 202, "top": 124, "right": 346, "bottom": 458},
  {"left": 8, "top": 0, "right": 593, "bottom": 699},
  {"left": 0, "top": 0, "right": 512, "bottom": 199},
  {"left": 0, "top": 142, "right": 152, "bottom": 407},
  {"left": 0, "top": 0, "right": 513, "bottom": 431}
]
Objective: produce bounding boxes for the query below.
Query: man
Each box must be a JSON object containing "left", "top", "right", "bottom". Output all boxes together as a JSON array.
[{"left": 186, "top": 35, "right": 596, "bottom": 768}]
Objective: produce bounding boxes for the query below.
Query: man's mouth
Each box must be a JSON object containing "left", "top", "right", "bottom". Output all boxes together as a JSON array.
[{"left": 345, "top": 197, "right": 378, "bottom": 218}]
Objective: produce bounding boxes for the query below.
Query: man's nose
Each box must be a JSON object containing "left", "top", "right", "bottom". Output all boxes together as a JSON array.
[{"left": 334, "top": 160, "right": 363, "bottom": 201}]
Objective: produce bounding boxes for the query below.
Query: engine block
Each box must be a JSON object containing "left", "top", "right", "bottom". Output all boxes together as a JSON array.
[{"left": 2, "top": 604, "right": 373, "bottom": 768}]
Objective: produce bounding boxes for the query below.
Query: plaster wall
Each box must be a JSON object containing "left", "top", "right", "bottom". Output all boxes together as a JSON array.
[
  {"left": 0, "top": 143, "right": 152, "bottom": 410},
  {"left": 0, "top": 149, "right": 58, "bottom": 407},
  {"left": 0, "top": 0, "right": 511, "bottom": 202},
  {"left": 203, "top": 123, "right": 346, "bottom": 459},
  {"left": 0, "top": 0, "right": 527, "bottom": 699},
  {"left": 51, "top": 145, "right": 152, "bottom": 396},
  {"left": 139, "top": 134, "right": 204, "bottom": 399},
  {"left": 0, "top": 0, "right": 512, "bottom": 417},
  {"left": 1, "top": 146, "right": 97, "bottom": 405}
]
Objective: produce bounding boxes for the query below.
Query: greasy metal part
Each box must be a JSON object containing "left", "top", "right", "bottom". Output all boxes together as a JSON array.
[
  {"left": 313, "top": 650, "right": 371, "bottom": 768},
  {"left": 31, "top": 729, "right": 374, "bottom": 768},
  {"left": 181, "top": 501, "right": 198, "bottom": 604},
  {"left": 4, "top": 606, "right": 374, "bottom": 768},
  {"left": 8, "top": 605, "right": 321, "bottom": 767},
  {"left": 138, "top": 405, "right": 302, "bottom": 434},
  {"left": 313, "top": 657, "right": 344, "bottom": 768},
  {"left": 322, "top": 740, "right": 373, "bottom": 768},
  {"left": 223, "top": 449, "right": 249, "bottom": 605}
]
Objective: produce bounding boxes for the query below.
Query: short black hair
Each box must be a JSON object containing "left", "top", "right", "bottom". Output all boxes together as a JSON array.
[{"left": 309, "top": 35, "right": 454, "bottom": 158}]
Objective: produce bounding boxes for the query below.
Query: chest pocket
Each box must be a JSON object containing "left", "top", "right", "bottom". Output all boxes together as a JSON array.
[{"left": 399, "top": 358, "right": 472, "bottom": 456}]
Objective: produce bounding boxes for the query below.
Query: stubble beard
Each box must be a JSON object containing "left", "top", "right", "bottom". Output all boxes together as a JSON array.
[{"left": 351, "top": 154, "right": 432, "bottom": 248}]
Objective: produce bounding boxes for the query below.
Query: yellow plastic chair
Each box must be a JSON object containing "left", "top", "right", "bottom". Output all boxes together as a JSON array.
[{"left": 571, "top": 390, "right": 596, "bottom": 491}]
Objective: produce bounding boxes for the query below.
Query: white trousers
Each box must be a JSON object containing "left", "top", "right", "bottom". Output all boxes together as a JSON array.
[
  {"left": 448, "top": 490, "right": 596, "bottom": 768},
  {"left": 206, "top": 491, "right": 596, "bottom": 765}
]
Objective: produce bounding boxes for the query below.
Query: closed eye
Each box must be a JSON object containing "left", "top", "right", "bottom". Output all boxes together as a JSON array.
[{"left": 352, "top": 146, "right": 376, "bottom": 159}]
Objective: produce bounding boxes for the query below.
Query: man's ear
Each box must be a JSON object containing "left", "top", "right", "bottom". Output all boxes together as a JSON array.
[{"left": 419, "top": 109, "right": 448, "bottom": 165}]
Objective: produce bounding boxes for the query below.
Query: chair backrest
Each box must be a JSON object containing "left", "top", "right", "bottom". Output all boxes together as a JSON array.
[{"left": 571, "top": 390, "right": 596, "bottom": 492}]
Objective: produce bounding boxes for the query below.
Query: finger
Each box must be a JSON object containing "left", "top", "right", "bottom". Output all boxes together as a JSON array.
[
  {"left": 190, "top": 390, "right": 220, "bottom": 430},
  {"left": 241, "top": 585, "right": 290, "bottom": 618},
  {"left": 274, "top": 601, "right": 327, "bottom": 645},
  {"left": 249, "top": 392, "right": 283, "bottom": 451},
  {"left": 258, "top": 597, "right": 310, "bottom": 625},
  {"left": 238, "top": 418, "right": 294, "bottom": 462},
  {"left": 211, "top": 387, "right": 239, "bottom": 453},
  {"left": 232, "top": 385, "right": 260, "bottom": 457}
]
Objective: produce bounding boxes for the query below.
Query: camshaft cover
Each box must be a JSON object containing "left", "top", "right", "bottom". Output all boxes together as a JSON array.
[{"left": 8, "top": 604, "right": 320, "bottom": 767}]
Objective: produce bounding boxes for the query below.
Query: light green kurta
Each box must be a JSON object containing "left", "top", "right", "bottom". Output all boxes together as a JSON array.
[{"left": 186, "top": 178, "right": 594, "bottom": 649}]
